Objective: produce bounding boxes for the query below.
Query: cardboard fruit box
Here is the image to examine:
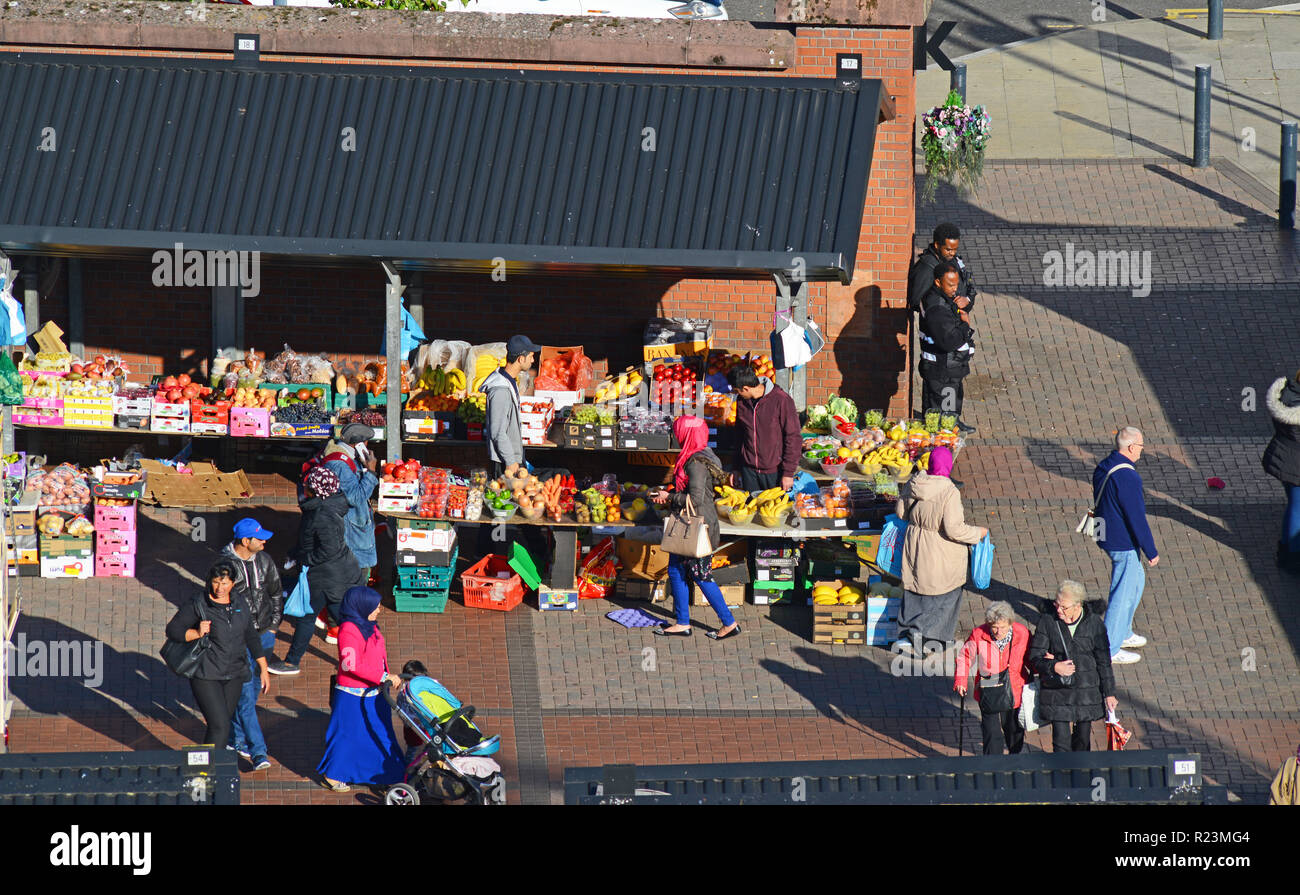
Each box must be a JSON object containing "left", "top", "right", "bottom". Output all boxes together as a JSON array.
[{"left": 138, "top": 460, "right": 253, "bottom": 508}]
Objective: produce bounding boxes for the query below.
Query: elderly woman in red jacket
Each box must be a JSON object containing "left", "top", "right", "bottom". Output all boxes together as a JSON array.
[{"left": 954, "top": 601, "right": 1033, "bottom": 755}]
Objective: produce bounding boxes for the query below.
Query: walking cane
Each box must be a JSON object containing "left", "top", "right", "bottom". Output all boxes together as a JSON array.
[{"left": 958, "top": 692, "right": 966, "bottom": 756}]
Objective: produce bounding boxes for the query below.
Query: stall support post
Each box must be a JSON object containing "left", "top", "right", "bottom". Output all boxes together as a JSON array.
[
  {"left": 773, "top": 273, "right": 809, "bottom": 411},
  {"left": 22, "top": 268, "right": 38, "bottom": 341},
  {"left": 382, "top": 262, "right": 405, "bottom": 464},
  {"left": 211, "top": 284, "right": 244, "bottom": 360},
  {"left": 67, "top": 260, "right": 85, "bottom": 359}
]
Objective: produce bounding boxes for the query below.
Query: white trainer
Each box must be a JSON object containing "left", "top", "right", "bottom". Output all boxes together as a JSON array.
[
  {"left": 1121, "top": 634, "right": 1147, "bottom": 649},
  {"left": 1111, "top": 649, "right": 1142, "bottom": 665}
]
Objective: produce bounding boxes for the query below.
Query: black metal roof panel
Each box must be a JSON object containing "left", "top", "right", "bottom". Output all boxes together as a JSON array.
[{"left": 0, "top": 53, "right": 883, "bottom": 282}]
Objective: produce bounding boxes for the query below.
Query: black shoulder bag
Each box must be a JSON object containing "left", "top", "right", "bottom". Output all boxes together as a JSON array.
[
  {"left": 160, "top": 599, "right": 211, "bottom": 679},
  {"left": 977, "top": 640, "right": 1015, "bottom": 713}
]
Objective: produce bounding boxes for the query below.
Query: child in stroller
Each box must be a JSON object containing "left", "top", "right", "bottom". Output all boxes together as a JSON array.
[{"left": 383, "top": 660, "right": 504, "bottom": 805}]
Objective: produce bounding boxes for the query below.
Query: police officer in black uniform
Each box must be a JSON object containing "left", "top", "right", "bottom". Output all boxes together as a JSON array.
[
  {"left": 917, "top": 261, "right": 976, "bottom": 433},
  {"left": 909, "top": 222, "right": 977, "bottom": 314}
]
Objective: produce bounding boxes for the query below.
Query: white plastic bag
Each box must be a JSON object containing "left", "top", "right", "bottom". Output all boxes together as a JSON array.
[
  {"left": 769, "top": 311, "right": 812, "bottom": 369},
  {"left": 466, "top": 342, "right": 508, "bottom": 393}
]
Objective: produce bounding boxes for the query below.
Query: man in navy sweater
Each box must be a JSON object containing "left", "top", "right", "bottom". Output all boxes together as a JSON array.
[{"left": 1092, "top": 426, "right": 1160, "bottom": 665}]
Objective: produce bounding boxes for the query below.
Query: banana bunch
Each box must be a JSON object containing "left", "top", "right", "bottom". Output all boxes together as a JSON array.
[
  {"left": 917, "top": 451, "right": 930, "bottom": 472},
  {"left": 594, "top": 370, "right": 644, "bottom": 403},
  {"left": 863, "top": 444, "right": 912, "bottom": 473},
  {"left": 421, "top": 366, "right": 467, "bottom": 397},
  {"left": 812, "top": 582, "right": 866, "bottom": 605},
  {"left": 714, "top": 485, "right": 750, "bottom": 508}
]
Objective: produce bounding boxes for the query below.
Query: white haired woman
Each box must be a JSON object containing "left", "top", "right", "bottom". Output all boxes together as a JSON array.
[
  {"left": 954, "top": 601, "right": 1033, "bottom": 755},
  {"left": 1027, "top": 581, "right": 1118, "bottom": 752}
]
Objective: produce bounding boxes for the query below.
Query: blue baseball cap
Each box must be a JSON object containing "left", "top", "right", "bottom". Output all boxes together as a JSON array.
[{"left": 233, "top": 518, "right": 273, "bottom": 541}]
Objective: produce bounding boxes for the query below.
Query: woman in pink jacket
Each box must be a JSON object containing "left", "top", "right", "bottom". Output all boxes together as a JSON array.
[
  {"left": 954, "top": 601, "right": 1033, "bottom": 755},
  {"left": 318, "top": 586, "right": 405, "bottom": 792}
]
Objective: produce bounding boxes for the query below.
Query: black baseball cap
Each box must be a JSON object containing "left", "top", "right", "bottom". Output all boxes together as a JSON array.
[{"left": 507, "top": 335, "right": 542, "bottom": 357}]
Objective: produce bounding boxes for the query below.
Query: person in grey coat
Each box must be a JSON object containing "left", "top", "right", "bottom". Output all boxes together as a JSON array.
[{"left": 482, "top": 334, "right": 540, "bottom": 479}]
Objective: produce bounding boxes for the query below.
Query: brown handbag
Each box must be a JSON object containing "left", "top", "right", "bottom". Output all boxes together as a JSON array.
[{"left": 660, "top": 494, "right": 715, "bottom": 558}]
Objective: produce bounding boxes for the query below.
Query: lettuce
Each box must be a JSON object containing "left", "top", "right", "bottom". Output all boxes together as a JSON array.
[{"left": 826, "top": 395, "right": 859, "bottom": 428}]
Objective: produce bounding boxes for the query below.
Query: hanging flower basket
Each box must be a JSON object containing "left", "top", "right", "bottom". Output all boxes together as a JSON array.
[{"left": 920, "top": 90, "right": 992, "bottom": 203}]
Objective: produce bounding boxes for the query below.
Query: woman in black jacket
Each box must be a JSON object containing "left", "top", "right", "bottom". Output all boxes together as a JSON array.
[
  {"left": 1262, "top": 370, "right": 1300, "bottom": 571},
  {"left": 268, "top": 466, "right": 366, "bottom": 675},
  {"left": 1027, "top": 580, "right": 1118, "bottom": 752},
  {"left": 649, "top": 415, "right": 739, "bottom": 640},
  {"left": 165, "top": 559, "right": 270, "bottom": 750}
]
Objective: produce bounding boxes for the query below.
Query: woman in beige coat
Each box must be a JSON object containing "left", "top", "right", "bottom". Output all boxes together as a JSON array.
[{"left": 892, "top": 446, "right": 987, "bottom": 653}]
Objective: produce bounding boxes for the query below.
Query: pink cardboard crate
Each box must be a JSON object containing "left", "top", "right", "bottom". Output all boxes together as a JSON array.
[
  {"left": 95, "top": 554, "right": 136, "bottom": 578},
  {"left": 94, "top": 503, "right": 137, "bottom": 531},
  {"left": 96, "top": 529, "right": 138, "bottom": 555},
  {"left": 22, "top": 396, "right": 64, "bottom": 409},
  {"left": 230, "top": 407, "right": 271, "bottom": 437}
]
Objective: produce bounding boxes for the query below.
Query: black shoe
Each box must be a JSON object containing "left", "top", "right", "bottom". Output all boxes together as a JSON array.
[
  {"left": 956, "top": 419, "right": 976, "bottom": 434},
  {"left": 267, "top": 659, "right": 301, "bottom": 676},
  {"left": 653, "top": 625, "right": 692, "bottom": 637},
  {"left": 706, "top": 624, "right": 742, "bottom": 641}
]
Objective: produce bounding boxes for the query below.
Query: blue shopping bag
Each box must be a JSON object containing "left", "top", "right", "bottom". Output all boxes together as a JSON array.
[
  {"left": 284, "top": 566, "right": 312, "bottom": 617},
  {"left": 969, "top": 535, "right": 994, "bottom": 590},
  {"left": 875, "top": 513, "right": 908, "bottom": 579}
]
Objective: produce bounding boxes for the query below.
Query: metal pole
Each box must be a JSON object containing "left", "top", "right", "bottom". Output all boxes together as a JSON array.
[
  {"left": 1193, "top": 65, "right": 1212, "bottom": 168},
  {"left": 950, "top": 63, "right": 966, "bottom": 102},
  {"left": 382, "top": 262, "right": 405, "bottom": 465},
  {"left": 1207, "top": 0, "right": 1223, "bottom": 40},
  {"left": 1282, "top": 121, "right": 1298, "bottom": 230}
]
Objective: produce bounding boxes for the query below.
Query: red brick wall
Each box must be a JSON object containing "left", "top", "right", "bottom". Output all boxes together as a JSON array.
[{"left": 19, "top": 26, "right": 916, "bottom": 416}]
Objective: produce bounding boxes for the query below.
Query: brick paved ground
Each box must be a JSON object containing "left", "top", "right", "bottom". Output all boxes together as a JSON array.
[{"left": 9, "top": 161, "right": 1300, "bottom": 804}]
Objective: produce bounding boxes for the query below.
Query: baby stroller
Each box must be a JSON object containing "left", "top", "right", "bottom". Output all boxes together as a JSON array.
[{"left": 383, "top": 671, "right": 504, "bottom": 806}]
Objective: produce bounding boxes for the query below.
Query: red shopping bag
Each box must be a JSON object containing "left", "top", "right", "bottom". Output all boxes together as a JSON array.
[{"left": 1106, "top": 717, "right": 1132, "bottom": 751}]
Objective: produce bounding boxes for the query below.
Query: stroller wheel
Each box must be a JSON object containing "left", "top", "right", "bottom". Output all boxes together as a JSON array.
[{"left": 384, "top": 783, "right": 420, "bottom": 806}]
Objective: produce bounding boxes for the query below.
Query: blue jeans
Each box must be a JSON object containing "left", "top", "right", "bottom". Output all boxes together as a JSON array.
[
  {"left": 1104, "top": 549, "right": 1146, "bottom": 654},
  {"left": 230, "top": 630, "right": 275, "bottom": 759},
  {"left": 666, "top": 554, "right": 735, "bottom": 628},
  {"left": 1283, "top": 484, "right": 1300, "bottom": 553}
]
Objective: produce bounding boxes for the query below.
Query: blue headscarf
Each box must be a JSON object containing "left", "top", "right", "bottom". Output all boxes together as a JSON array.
[{"left": 339, "top": 586, "right": 382, "bottom": 642}]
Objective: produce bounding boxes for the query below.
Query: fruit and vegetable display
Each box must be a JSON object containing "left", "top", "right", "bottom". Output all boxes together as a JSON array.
[
  {"left": 382, "top": 459, "right": 422, "bottom": 483},
  {"left": 812, "top": 582, "right": 867, "bottom": 606},
  {"left": 797, "top": 481, "right": 851, "bottom": 519},
  {"left": 457, "top": 393, "right": 486, "bottom": 424},
  {"left": 406, "top": 392, "right": 460, "bottom": 413},
  {"left": 570, "top": 404, "right": 617, "bottom": 426},
  {"left": 38, "top": 512, "right": 93, "bottom": 536},
  {"left": 807, "top": 395, "right": 861, "bottom": 433},
  {"left": 650, "top": 362, "right": 700, "bottom": 404},
  {"left": 534, "top": 348, "right": 593, "bottom": 393},
  {"left": 26, "top": 464, "right": 92, "bottom": 508},
  {"left": 540, "top": 474, "right": 577, "bottom": 521},
  {"left": 259, "top": 345, "right": 335, "bottom": 385},
  {"left": 62, "top": 378, "right": 117, "bottom": 398},
  {"left": 279, "top": 386, "right": 328, "bottom": 406},
  {"left": 593, "top": 368, "right": 643, "bottom": 403},
  {"left": 21, "top": 373, "right": 63, "bottom": 399},
  {"left": 156, "top": 374, "right": 214, "bottom": 405},
  {"left": 273, "top": 403, "right": 331, "bottom": 428},
  {"left": 419, "top": 366, "right": 466, "bottom": 397},
  {"left": 579, "top": 487, "right": 619, "bottom": 523},
  {"left": 716, "top": 485, "right": 791, "bottom": 527},
  {"left": 338, "top": 408, "right": 386, "bottom": 430}
]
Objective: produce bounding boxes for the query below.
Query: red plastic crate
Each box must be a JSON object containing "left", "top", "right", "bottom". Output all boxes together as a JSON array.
[
  {"left": 461, "top": 554, "right": 524, "bottom": 611},
  {"left": 190, "top": 403, "right": 231, "bottom": 425}
]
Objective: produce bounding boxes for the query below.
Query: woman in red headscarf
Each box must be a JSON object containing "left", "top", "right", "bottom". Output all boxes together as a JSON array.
[{"left": 648, "top": 416, "right": 740, "bottom": 640}]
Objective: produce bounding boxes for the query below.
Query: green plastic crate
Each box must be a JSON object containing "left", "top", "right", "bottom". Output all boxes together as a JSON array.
[{"left": 393, "top": 586, "right": 450, "bottom": 613}]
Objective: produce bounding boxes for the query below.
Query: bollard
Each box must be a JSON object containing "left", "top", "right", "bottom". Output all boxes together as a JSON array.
[
  {"left": 950, "top": 63, "right": 966, "bottom": 102},
  {"left": 1193, "top": 65, "right": 1211, "bottom": 168},
  {"left": 1207, "top": 0, "right": 1224, "bottom": 40},
  {"left": 1282, "top": 121, "right": 1298, "bottom": 230}
]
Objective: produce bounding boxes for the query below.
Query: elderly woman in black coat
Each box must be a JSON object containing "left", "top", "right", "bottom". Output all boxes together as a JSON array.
[
  {"left": 1027, "top": 580, "right": 1117, "bottom": 752},
  {"left": 1263, "top": 369, "right": 1300, "bottom": 572}
]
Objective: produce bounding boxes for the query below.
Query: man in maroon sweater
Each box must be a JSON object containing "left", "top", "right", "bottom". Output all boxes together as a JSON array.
[{"left": 728, "top": 365, "right": 802, "bottom": 492}]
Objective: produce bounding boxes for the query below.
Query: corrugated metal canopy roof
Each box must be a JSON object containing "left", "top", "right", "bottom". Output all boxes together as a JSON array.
[{"left": 0, "top": 53, "right": 885, "bottom": 282}]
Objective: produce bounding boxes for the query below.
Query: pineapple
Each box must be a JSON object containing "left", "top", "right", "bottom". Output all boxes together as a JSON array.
[{"left": 924, "top": 411, "right": 940, "bottom": 433}]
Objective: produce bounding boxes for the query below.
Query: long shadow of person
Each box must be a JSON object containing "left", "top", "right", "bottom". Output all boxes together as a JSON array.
[{"left": 8, "top": 615, "right": 202, "bottom": 750}]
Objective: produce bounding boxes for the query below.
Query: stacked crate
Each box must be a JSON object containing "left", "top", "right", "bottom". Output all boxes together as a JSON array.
[
  {"left": 750, "top": 540, "right": 802, "bottom": 605},
  {"left": 93, "top": 502, "right": 138, "bottom": 578},
  {"left": 393, "top": 519, "right": 456, "bottom": 612},
  {"left": 39, "top": 513, "right": 94, "bottom": 579},
  {"left": 519, "top": 398, "right": 555, "bottom": 447},
  {"left": 5, "top": 496, "right": 39, "bottom": 578}
]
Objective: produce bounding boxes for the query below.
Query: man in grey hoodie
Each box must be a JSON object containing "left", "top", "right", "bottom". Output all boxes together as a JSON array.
[{"left": 482, "top": 334, "right": 540, "bottom": 478}]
